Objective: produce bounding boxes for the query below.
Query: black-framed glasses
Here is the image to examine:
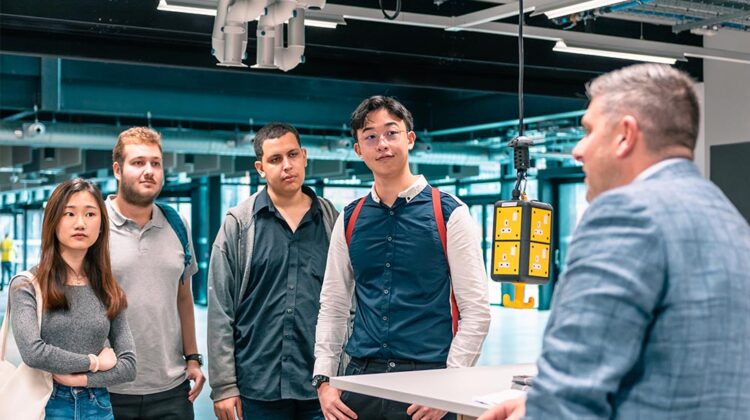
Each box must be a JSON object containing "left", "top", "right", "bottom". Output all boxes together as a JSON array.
[{"left": 359, "top": 130, "right": 406, "bottom": 146}]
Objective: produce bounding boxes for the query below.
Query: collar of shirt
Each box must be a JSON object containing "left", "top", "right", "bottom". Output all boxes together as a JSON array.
[
  {"left": 369, "top": 175, "right": 428, "bottom": 204},
  {"left": 634, "top": 158, "right": 691, "bottom": 182},
  {"left": 105, "top": 195, "right": 165, "bottom": 229},
  {"left": 253, "top": 185, "right": 321, "bottom": 217}
]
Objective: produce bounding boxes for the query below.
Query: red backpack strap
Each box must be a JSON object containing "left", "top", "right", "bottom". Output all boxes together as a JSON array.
[
  {"left": 432, "top": 187, "right": 460, "bottom": 336},
  {"left": 345, "top": 196, "right": 368, "bottom": 247}
]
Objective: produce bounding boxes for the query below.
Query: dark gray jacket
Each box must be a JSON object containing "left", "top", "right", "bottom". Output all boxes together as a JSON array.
[{"left": 207, "top": 190, "right": 338, "bottom": 401}]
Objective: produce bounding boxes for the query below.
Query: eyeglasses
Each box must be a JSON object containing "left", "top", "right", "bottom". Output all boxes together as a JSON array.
[{"left": 358, "top": 130, "right": 406, "bottom": 146}]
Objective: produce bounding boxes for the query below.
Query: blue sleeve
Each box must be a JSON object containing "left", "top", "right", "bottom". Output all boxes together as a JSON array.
[{"left": 525, "top": 192, "right": 667, "bottom": 419}]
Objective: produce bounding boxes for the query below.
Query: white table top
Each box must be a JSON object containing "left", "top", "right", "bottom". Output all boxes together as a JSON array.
[{"left": 330, "top": 364, "right": 536, "bottom": 417}]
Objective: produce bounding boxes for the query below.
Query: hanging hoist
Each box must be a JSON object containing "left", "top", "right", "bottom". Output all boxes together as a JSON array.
[{"left": 490, "top": 0, "right": 554, "bottom": 309}]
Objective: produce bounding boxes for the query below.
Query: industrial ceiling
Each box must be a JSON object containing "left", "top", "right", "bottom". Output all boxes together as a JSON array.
[{"left": 1, "top": 0, "right": 748, "bottom": 194}]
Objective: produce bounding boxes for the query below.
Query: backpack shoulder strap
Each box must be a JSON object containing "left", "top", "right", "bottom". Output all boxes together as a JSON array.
[
  {"left": 345, "top": 196, "right": 368, "bottom": 247},
  {"left": 432, "top": 187, "right": 448, "bottom": 255},
  {"left": 431, "top": 187, "right": 460, "bottom": 336},
  {"left": 155, "top": 202, "right": 191, "bottom": 284}
]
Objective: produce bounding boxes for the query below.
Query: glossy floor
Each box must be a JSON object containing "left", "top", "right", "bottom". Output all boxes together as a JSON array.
[{"left": 0, "top": 288, "right": 549, "bottom": 420}]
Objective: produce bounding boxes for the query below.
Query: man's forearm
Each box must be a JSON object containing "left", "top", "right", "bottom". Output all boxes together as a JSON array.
[{"left": 178, "top": 277, "right": 199, "bottom": 355}]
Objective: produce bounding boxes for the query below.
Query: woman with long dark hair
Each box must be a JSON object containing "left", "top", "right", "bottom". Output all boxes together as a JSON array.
[{"left": 10, "top": 178, "right": 136, "bottom": 419}]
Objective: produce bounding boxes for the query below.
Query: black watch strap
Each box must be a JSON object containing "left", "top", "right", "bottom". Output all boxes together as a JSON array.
[
  {"left": 312, "top": 375, "right": 330, "bottom": 389},
  {"left": 184, "top": 353, "right": 203, "bottom": 366}
]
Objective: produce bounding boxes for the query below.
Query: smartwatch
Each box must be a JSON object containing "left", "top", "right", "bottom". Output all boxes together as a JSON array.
[
  {"left": 311, "top": 375, "right": 330, "bottom": 389},
  {"left": 184, "top": 353, "right": 203, "bottom": 366}
]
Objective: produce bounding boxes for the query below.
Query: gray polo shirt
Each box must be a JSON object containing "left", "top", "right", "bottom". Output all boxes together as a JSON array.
[{"left": 105, "top": 196, "right": 198, "bottom": 395}]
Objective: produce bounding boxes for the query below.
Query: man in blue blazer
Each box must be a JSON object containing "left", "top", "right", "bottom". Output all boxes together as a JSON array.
[{"left": 480, "top": 64, "right": 750, "bottom": 419}]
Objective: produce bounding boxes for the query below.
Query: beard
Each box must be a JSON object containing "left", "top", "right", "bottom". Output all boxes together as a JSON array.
[{"left": 119, "top": 178, "right": 161, "bottom": 207}]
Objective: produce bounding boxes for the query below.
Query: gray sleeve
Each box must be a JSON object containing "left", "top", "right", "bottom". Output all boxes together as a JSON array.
[
  {"left": 86, "top": 309, "right": 137, "bottom": 388},
  {"left": 10, "top": 279, "right": 91, "bottom": 374},
  {"left": 207, "top": 214, "right": 241, "bottom": 401},
  {"left": 525, "top": 193, "right": 666, "bottom": 419}
]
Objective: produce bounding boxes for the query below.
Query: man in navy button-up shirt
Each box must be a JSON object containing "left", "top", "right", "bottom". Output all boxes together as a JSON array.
[{"left": 208, "top": 123, "right": 338, "bottom": 420}]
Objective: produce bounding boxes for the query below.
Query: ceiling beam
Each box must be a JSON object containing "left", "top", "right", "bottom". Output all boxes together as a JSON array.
[
  {"left": 325, "top": 4, "right": 750, "bottom": 64},
  {"left": 672, "top": 8, "right": 750, "bottom": 33}
]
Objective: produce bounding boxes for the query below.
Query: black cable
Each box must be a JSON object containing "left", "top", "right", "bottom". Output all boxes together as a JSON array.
[
  {"left": 379, "top": 0, "right": 402, "bottom": 20},
  {"left": 511, "top": 0, "right": 526, "bottom": 200},
  {"left": 518, "top": 0, "right": 524, "bottom": 137}
]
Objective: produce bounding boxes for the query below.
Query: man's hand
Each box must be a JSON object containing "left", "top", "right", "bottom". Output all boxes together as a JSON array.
[
  {"left": 318, "top": 382, "right": 357, "bottom": 420},
  {"left": 477, "top": 397, "right": 526, "bottom": 420},
  {"left": 214, "top": 396, "right": 243, "bottom": 420},
  {"left": 97, "top": 347, "right": 117, "bottom": 372},
  {"left": 53, "top": 373, "right": 88, "bottom": 387},
  {"left": 186, "top": 360, "right": 205, "bottom": 402},
  {"left": 406, "top": 404, "right": 447, "bottom": 420}
]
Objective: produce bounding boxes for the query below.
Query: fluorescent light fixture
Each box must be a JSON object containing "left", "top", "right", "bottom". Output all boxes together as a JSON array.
[
  {"left": 553, "top": 40, "right": 681, "bottom": 64},
  {"left": 536, "top": 0, "right": 628, "bottom": 19},
  {"left": 157, "top": 0, "right": 216, "bottom": 16},
  {"left": 305, "top": 19, "right": 338, "bottom": 29},
  {"left": 305, "top": 11, "right": 346, "bottom": 29}
]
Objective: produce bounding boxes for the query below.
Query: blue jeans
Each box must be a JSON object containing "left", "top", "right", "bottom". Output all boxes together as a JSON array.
[{"left": 45, "top": 384, "right": 114, "bottom": 420}]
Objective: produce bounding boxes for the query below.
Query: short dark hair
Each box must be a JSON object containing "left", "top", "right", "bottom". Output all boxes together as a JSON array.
[
  {"left": 350, "top": 96, "right": 414, "bottom": 142},
  {"left": 253, "top": 122, "right": 301, "bottom": 160}
]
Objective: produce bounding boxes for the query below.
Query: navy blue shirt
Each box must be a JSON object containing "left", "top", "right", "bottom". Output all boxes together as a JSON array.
[
  {"left": 344, "top": 186, "right": 461, "bottom": 363},
  {"left": 234, "top": 186, "right": 329, "bottom": 401}
]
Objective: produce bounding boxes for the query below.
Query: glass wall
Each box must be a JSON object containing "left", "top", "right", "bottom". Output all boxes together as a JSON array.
[{"left": 557, "top": 182, "right": 588, "bottom": 274}]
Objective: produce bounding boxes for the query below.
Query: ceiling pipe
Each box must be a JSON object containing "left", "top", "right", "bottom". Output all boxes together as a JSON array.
[
  {"left": 213, "top": 0, "right": 326, "bottom": 71},
  {"left": 0, "top": 122, "right": 494, "bottom": 166}
]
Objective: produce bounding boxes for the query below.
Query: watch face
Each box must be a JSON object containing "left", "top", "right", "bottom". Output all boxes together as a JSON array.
[{"left": 312, "top": 375, "right": 329, "bottom": 389}]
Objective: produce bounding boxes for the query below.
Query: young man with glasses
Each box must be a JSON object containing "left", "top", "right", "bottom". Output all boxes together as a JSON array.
[{"left": 313, "top": 96, "right": 491, "bottom": 420}]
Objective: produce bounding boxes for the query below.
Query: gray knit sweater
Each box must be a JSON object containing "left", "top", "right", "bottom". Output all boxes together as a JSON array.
[{"left": 9, "top": 275, "right": 137, "bottom": 388}]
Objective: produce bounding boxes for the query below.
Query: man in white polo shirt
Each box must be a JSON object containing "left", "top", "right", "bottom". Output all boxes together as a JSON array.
[{"left": 106, "top": 126, "right": 205, "bottom": 419}]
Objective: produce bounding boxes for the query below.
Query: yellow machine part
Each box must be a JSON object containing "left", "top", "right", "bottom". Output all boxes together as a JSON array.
[
  {"left": 528, "top": 243, "right": 550, "bottom": 278},
  {"left": 493, "top": 241, "right": 520, "bottom": 275},
  {"left": 530, "top": 208, "right": 552, "bottom": 244},
  {"left": 495, "top": 206, "right": 522, "bottom": 241}
]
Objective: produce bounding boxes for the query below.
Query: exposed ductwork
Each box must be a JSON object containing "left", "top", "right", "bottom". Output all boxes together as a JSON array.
[{"left": 211, "top": 0, "right": 325, "bottom": 71}]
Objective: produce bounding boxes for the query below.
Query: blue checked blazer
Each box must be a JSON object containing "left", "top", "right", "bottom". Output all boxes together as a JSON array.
[{"left": 525, "top": 159, "right": 750, "bottom": 419}]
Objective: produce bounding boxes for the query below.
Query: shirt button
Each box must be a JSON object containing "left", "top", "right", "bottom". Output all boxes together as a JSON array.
[
  {"left": 384, "top": 289, "right": 389, "bottom": 295},
  {"left": 387, "top": 236, "right": 392, "bottom": 241},
  {"left": 288, "top": 285, "right": 295, "bottom": 290},
  {"left": 285, "top": 334, "right": 291, "bottom": 339},
  {"left": 383, "top": 343, "right": 388, "bottom": 348},
  {"left": 388, "top": 361, "right": 396, "bottom": 368},
  {"left": 383, "top": 316, "right": 388, "bottom": 321},
  {"left": 385, "top": 262, "right": 391, "bottom": 268},
  {"left": 286, "top": 308, "right": 293, "bottom": 314},
  {"left": 389, "top": 211, "right": 394, "bottom": 216}
]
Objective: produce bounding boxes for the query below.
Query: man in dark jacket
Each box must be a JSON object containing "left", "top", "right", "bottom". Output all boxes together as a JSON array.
[{"left": 208, "top": 122, "right": 338, "bottom": 420}]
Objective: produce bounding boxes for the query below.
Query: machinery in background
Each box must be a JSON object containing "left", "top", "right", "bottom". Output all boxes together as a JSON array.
[
  {"left": 212, "top": 0, "right": 325, "bottom": 71},
  {"left": 491, "top": 136, "right": 553, "bottom": 309},
  {"left": 490, "top": 0, "right": 555, "bottom": 309}
]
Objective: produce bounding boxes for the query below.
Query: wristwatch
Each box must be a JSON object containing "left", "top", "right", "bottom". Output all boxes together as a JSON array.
[
  {"left": 184, "top": 353, "right": 203, "bottom": 366},
  {"left": 311, "top": 375, "right": 330, "bottom": 389}
]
